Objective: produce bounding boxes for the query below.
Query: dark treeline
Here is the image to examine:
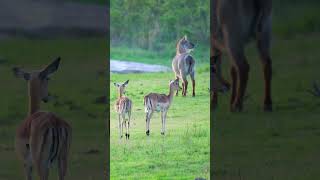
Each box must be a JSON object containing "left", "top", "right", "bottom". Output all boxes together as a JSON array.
[{"left": 111, "top": 0, "right": 209, "bottom": 51}]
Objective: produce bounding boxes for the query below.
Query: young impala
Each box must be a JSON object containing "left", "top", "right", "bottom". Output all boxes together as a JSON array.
[
  {"left": 114, "top": 80, "right": 132, "bottom": 139},
  {"left": 211, "top": 0, "right": 273, "bottom": 112},
  {"left": 13, "top": 57, "right": 72, "bottom": 180},
  {"left": 144, "top": 79, "right": 179, "bottom": 136}
]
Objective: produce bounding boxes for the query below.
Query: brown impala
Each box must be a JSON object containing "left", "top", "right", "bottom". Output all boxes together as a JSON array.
[
  {"left": 211, "top": 0, "right": 273, "bottom": 112},
  {"left": 13, "top": 57, "right": 72, "bottom": 180}
]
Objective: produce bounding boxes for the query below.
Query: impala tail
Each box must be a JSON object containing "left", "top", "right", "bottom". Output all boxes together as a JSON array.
[
  {"left": 144, "top": 96, "right": 152, "bottom": 113},
  {"left": 31, "top": 113, "right": 72, "bottom": 173}
]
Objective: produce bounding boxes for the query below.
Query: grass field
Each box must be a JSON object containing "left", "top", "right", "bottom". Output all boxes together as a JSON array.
[
  {"left": 0, "top": 37, "right": 108, "bottom": 180},
  {"left": 213, "top": 33, "right": 320, "bottom": 179},
  {"left": 110, "top": 48, "right": 210, "bottom": 179}
]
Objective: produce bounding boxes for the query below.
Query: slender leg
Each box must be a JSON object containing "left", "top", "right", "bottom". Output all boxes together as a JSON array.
[
  {"left": 146, "top": 111, "right": 153, "bottom": 136},
  {"left": 162, "top": 111, "right": 167, "bottom": 135},
  {"left": 127, "top": 111, "right": 131, "bottom": 139},
  {"left": 190, "top": 72, "right": 195, "bottom": 97},
  {"left": 122, "top": 114, "right": 126, "bottom": 139},
  {"left": 58, "top": 158, "right": 67, "bottom": 180},
  {"left": 184, "top": 80, "right": 188, "bottom": 96},
  {"left": 233, "top": 58, "right": 249, "bottom": 112},
  {"left": 118, "top": 114, "right": 122, "bottom": 139},
  {"left": 39, "top": 165, "right": 49, "bottom": 180},
  {"left": 23, "top": 160, "right": 33, "bottom": 180},
  {"left": 160, "top": 112, "right": 164, "bottom": 135},
  {"left": 175, "top": 77, "right": 179, "bottom": 96},
  {"left": 224, "top": 26, "right": 249, "bottom": 112},
  {"left": 230, "top": 65, "right": 238, "bottom": 105},
  {"left": 181, "top": 82, "right": 185, "bottom": 96},
  {"left": 257, "top": 12, "right": 273, "bottom": 111}
]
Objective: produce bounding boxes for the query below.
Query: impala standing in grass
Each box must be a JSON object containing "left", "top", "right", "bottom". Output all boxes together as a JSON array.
[
  {"left": 211, "top": 0, "right": 273, "bottom": 112},
  {"left": 144, "top": 79, "right": 180, "bottom": 136},
  {"left": 114, "top": 80, "right": 132, "bottom": 139},
  {"left": 13, "top": 57, "right": 72, "bottom": 180}
]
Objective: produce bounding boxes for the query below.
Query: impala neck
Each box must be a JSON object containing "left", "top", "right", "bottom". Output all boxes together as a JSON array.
[
  {"left": 168, "top": 87, "right": 175, "bottom": 104},
  {"left": 118, "top": 89, "right": 124, "bottom": 98},
  {"left": 176, "top": 43, "right": 186, "bottom": 55},
  {"left": 28, "top": 82, "right": 41, "bottom": 115}
]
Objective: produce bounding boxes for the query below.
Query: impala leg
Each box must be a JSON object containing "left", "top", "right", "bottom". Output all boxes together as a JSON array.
[
  {"left": 163, "top": 111, "right": 167, "bottom": 135},
  {"left": 190, "top": 72, "right": 195, "bottom": 97},
  {"left": 184, "top": 80, "right": 188, "bottom": 96},
  {"left": 175, "top": 77, "right": 179, "bottom": 96},
  {"left": 118, "top": 114, "right": 122, "bottom": 139},
  {"left": 257, "top": 13, "right": 273, "bottom": 112},
  {"left": 58, "top": 131, "right": 69, "bottom": 180},
  {"left": 160, "top": 111, "right": 164, "bottom": 135},
  {"left": 181, "top": 82, "right": 185, "bottom": 96},
  {"left": 230, "top": 65, "right": 238, "bottom": 105},
  {"left": 122, "top": 114, "right": 127, "bottom": 139},
  {"left": 23, "top": 159, "right": 33, "bottom": 180},
  {"left": 233, "top": 57, "right": 249, "bottom": 112},
  {"left": 228, "top": 47, "right": 249, "bottom": 112},
  {"left": 127, "top": 111, "right": 131, "bottom": 139},
  {"left": 146, "top": 111, "right": 153, "bottom": 136},
  {"left": 58, "top": 157, "right": 67, "bottom": 180},
  {"left": 21, "top": 145, "right": 33, "bottom": 180}
]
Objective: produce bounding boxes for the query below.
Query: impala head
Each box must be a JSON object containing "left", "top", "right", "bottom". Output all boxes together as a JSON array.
[
  {"left": 177, "top": 35, "right": 195, "bottom": 54},
  {"left": 13, "top": 57, "right": 61, "bottom": 103},
  {"left": 211, "top": 56, "right": 230, "bottom": 93},
  {"left": 169, "top": 79, "right": 180, "bottom": 91},
  {"left": 114, "top": 80, "right": 129, "bottom": 96}
]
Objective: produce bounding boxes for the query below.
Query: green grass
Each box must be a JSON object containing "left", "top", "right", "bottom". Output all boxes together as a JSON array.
[
  {"left": 213, "top": 33, "right": 320, "bottom": 179},
  {"left": 0, "top": 37, "right": 108, "bottom": 180},
  {"left": 110, "top": 72, "right": 210, "bottom": 179}
]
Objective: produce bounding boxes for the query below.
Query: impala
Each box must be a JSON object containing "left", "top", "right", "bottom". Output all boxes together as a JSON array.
[
  {"left": 114, "top": 80, "right": 132, "bottom": 139},
  {"left": 144, "top": 79, "right": 179, "bottom": 136},
  {"left": 13, "top": 57, "right": 72, "bottom": 180}
]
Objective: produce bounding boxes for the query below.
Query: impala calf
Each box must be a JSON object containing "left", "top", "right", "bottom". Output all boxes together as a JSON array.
[
  {"left": 13, "top": 57, "right": 72, "bottom": 180},
  {"left": 144, "top": 79, "right": 179, "bottom": 136},
  {"left": 114, "top": 80, "right": 132, "bottom": 139},
  {"left": 211, "top": 0, "right": 273, "bottom": 112},
  {"left": 172, "top": 35, "right": 196, "bottom": 97}
]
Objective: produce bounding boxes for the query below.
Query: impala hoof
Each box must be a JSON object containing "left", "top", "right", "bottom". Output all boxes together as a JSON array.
[
  {"left": 264, "top": 104, "right": 273, "bottom": 112},
  {"left": 146, "top": 130, "right": 150, "bottom": 136},
  {"left": 125, "top": 134, "right": 130, "bottom": 139},
  {"left": 161, "top": 132, "right": 165, "bottom": 135},
  {"left": 230, "top": 104, "right": 242, "bottom": 112}
]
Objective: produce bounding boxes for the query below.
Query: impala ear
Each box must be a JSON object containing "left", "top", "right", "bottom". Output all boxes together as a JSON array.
[
  {"left": 123, "top": 80, "right": 129, "bottom": 86},
  {"left": 12, "top": 67, "right": 30, "bottom": 81},
  {"left": 184, "top": 35, "right": 187, "bottom": 40},
  {"left": 114, "top": 83, "right": 120, "bottom": 87},
  {"left": 39, "top": 57, "right": 61, "bottom": 79}
]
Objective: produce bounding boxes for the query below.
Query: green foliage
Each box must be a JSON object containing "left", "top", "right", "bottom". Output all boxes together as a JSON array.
[
  {"left": 111, "top": 0, "right": 209, "bottom": 50},
  {"left": 273, "top": 1, "right": 320, "bottom": 37},
  {"left": 110, "top": 72, "right": 210, "bottom": 179}
]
